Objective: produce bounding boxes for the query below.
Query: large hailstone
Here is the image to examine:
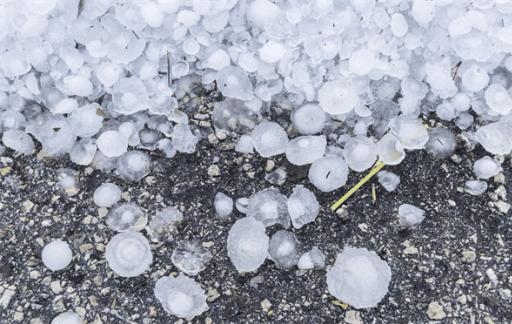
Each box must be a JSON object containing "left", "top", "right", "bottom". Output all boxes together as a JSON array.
[
  {"left": 116, "top": 151, "right": 152, "bottom": 182},
  {"left": 227, "top": 217, "right": 269, "bottom": 273},
  {"left": 105, "top": 232, "right": 153, "bottom": 277},
  {"left": 473, "top": 156, "right": 502, "bottom": 179},
  {"left": 268, "top": 230, "right": 300, "bottom": 269},
  {"left": 2, "top": 129, "right": 35, "bottom": 154},
  {"left": 343, "top": 136, "right": 377, "bottom": 172},
  {"left": 96, "top": 130, "right": 128, "bottom": 158},
  {"left": 389, "top": 116, "right": 429, "bottom": 150},
  {"left": 154, "top": 274, "right": 208, "bottom": 320},
  {"left": 318, "top": 79, "right": 360, "bottom": 115},
  {"left": 287, "top": 185, "right": 320, "bottom": 229},
  {"left": 285, "top": 135, "right": 326, "bottom": 166},
  {"left": 215, "top": 66, "right": 254, "bottom": 101},
  {"left": 308, "top": 156, "right": 349, "bottom": 192},
  {"left": 247, "top": 187, "right": 290, "bottom": 228},
  {"left": 475, "top": 121, "right": 512, "bottom": 155},
  {"left": 107, "top": 203, "right": 147, "bottom": 232},
  {"left": 425, "top": 127, "right": 456, "bottom": 159},
  {"left": 251, "top": 121, "right": 289, "bottom": 158},
  {"left": 326, "top": 246, "right": 391, "bottom": 309},
  {"left": 42, "top": 240, "right": 73, "bottom": 271},
  {"left": 93, "top": 182, "right": 121, "bottom": 208},
  {"left": 291, "top": 103, "right": 329, "bottom": 135}
]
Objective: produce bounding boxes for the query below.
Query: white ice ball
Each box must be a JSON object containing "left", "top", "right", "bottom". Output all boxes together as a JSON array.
[{"left": 42, "top": 240, "right": 73, "bottom": 271}]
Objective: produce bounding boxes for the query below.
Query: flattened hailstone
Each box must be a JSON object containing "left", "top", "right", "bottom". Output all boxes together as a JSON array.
[
  {"left": 2, "top": 129, "right": 34, "bottom": 154},
  {"left": 207, "top": 49, "right": 230, "bottom": 70},
  {"left": 461, "top": 65, "right": 489, "bottom": 92},
  {"left": 291, "top": 103, "right": 329, "bottom": 135},
  {"left": 259, "top": 41, "right": 286, "bottom": 63},
  {"left": 171, "top": 241, "right": 213, "bottom": 275},
  {"left": 107, "top": 203, "right": 147, "bottom": 232},
  {"left": 287, "top": 185, "right": 320, "bottom": 229},
  {"left": 318, "top": 80, "right": 360, "bottom": 115},
  {"left": 398, "top": 204, "right": 425, "bottom": 228},
  {"left": 425, "top": 127, "right": 457, "bottom": 159},
  {"left": 246, "top": 0, "right": 282, "bottom": 28},
  {"left": 105, "top": 232, "right": 152, "bottom": 277},
  {"left": 252, "top": 121, "right": 289, "bottom": 158},
  {"left": 247, "top": 187, "right": 290, "bottom": 228},
  {"left": 298, "top": 246, "right": 326, "bottom": 270},
  {"left": 69, "top": 104, "right": 104, "bottom": 138},
  {"left": 476, "top": 121, "right": 512, "bottom": 155},
  {"left": 309, "top": 156, "right": 349, "bottom": 192},
  {"left": 148, "top": 206, "right": 183, "bottom": 240},
  {"left": 51, "top": 311, "right": 82, "bottom": 324},
  {"left": 93, "top": 182, "right": 121, "bottom": 208},
  {"left": 389, "top": 116, "right": 429, "bottom": 150},
  {"left": 285, "top": 135, "right": 326, "bottom": 166},
  {"left": 343, "top": 136, "right": 377, "bottom": 172},
  {"left": 377, "top": 171, "right": 401, "bottom": 192},
  {"left": 485, "top": 84, "right": 512, "bottom": 115},
  {"left": 216, "top": 66, "right": 254, "bottom": 101},
  {"left": 97, "top": 130, "right": 128, "bottom": 158},
  {"left": 63, "top": 75, "right": 93, "bottom": 97},
  {"left": 214, "top": 192, "right": 233, "bottom": 219},
  {"left": 464, "top": 180, "right": 488, "bottom": 196},
  {"left": 411, "top": 0, "right": 435, "bottom": 27},
  {"left": 268, "top": 230, "right": 300, "bottom": 269},
  {"left": 326, "top": 247, "right": 391, "bottom": 309},
  {"left": 349, "top": 48, "right": 376, "bottom": 76},
  {"left": 42, "top": 240, "right": 73, "bottom": 271},
  {"left": 473, "top": 156, "right": 502, "bottom": 179},
  {"left": 116, "top": 151, "right": 152, "bottom": 182},
  {"left": 154, "top": 274, "right": 208, "bottom": 320},
  {"left": 23, "top": 0, "right": 57, "bottom": 15},
  {"left": 227, "top": 217, "right": 269, "bottom": 273},
  {"left": 70, "top": 139, "right": 97, "bottom": 166}
]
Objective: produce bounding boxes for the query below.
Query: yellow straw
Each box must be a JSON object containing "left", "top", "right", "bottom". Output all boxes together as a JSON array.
[{"left": 330, "top": 160, "right": 385, "bottom": 212}]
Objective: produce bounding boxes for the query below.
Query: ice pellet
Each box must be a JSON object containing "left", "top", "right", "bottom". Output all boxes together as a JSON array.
[
  {"left": 214, "top": 192, "right": 233, "bottom": 219},
  {"left": 42, "top": 239, "right": 73, "bottom": 271},
  {"left": 268, "top": 230, "right": 300, "bottom": 269},
  {"left": 285, "top": 135, "right": 326, "bottom": 166},
  {"left": 287, "top": 185, "right": 320, "bottom": 229},
  {"left": 93, "top": 182, "right": 121, "bottom": 208},
  {"left": 107, "top": 203, "right": 147, "bottom": 232},
  {"left": 464, "top": 179, "right": 488, "bottom": 196},
  {"left": 398, "top": 203, "right": 425, "bottom": 228},
  {"left": 291, "top": 104, "right": 329, "bottom": 135},
  {"left": 171, "top": 241, "right": 212, "bottom": 275},
  {"left": 308, "top": 156, "right": 349, "bottom": 192},
  {"left": 105, "top": 232, "right": 153, "bottom": 277},
  {"left": 251, "top": 121, "right": 289, "bottom": 158},
  {"left": 473, "top": 156, "right": 502, "bottom": 179},
  {"left": 227, "top": 217, "right": 269, "bottom": 273},
  {"left": 247, "top": 187, "right": 290, "bottom": 228},
  {"left": 51, "top": 311, "right": 82, "bottom": 324},
  {"left": 377, "top": 171, "right": 401, "bottom": 192}
]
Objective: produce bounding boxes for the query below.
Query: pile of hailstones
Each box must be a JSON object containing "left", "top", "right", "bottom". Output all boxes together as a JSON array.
[{"left": 2, "top": 0, "right": 512, "bottom": 321}]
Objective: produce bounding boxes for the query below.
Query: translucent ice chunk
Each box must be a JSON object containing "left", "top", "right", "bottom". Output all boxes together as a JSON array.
[
  {"left": 287, "top": 185, "right": 320, "bottom": 229},
  {"left": 23, "top": 0, "right": 57, "bottom": 15},
  {"left": 148, "top": 206, "right": 183, "bottom": 241},
  {"left": 69, "top": 104, "right": 104, "bottom": 138},
  {"left": 298, "top": 246, "right": 326, "bottom": 270},
  {"left": 154, "top": 274, "right": 208, "bottom": 320},
  {"left": 107, "top": 203, "right": 147, "bottom": 232},
  {"left": 398, "top": 203, "right": 425, "bottom": 228},
  {"left": 475, "top": 122, "right": 512, "bottom": 155},
  {"left": 116, "top": 151, "right": 152, "bottom": 182},
  {"left": 171, "top": 123, "right": 199, "bottom": 154},
  {"left": 97, "top": 130, "right": 128, "bottom": 158},
  {"left": 216, "top": 66, "right": 253, "bottom": 101},
  {"left": 411, "top": 0, "right": 435, "bottom": 27},
  {"left": 112, "top": 77, "right": 149, "bottom": 114},
  {"left": 93, "top": 182, "right": 121, "bottom": 208},
  {"left": 105, "top": 232, "right": 152, "bottom": 277},
  {"left": 42, "top": 239, "right": 73, "bottom": 271},
  {"left": 247, "top": 187, "right": 290, "bottom": 228},
  {"left": 207, "top": 49, "right": 231, "bottom": 70},
  {"left": 63, "top": 75, "right": 93, "bottom": 97},
  {"left": 235, "top": 135, "right": 254, "bottom": 153},
  {"left": 171, "top": 241, "right": 212, "bottom": 275},
  {"left": 227, "top": 217, "right": 269, "bottom": 273},
  {"left": 308, "top": 156, "right": 349, "bottom": 192},
  {"left": 268, "top": 230, "right": 300, "bottom": 269},
  {"left": 213, "top": 99, "right": 260, "bottom": 134},
  {"left": 251, "top": 121, "right": 289, "bottom": 158},
  {"left": 377, "top": 171, "right": 400, "bottom": 192},
  {"left": 389, "top": 116, "right": 429, "bottom": 150},
  {"left": 51, "top": 311, "right": 81, "bottom": 324},
  {"left": 318, "top": 80, "right": 360, "bottom": 115},
  {"left": 464, "top": 179, "right": 488, "bottom": 195},
  {"left": 291, "top": 104, "right": 329, "bottom": 135},
  {"left": 343, "top": 136, "right": 377, "bottom": 172},
  {"left": 214, "top": 192, "right": 233, "bottom": 219},
  {"left": 95, "top": 62, "right": 121, "bottom": 88},
  {"left": 259, "top": 41, "right": 286, "bottom": 63},
  {"left": 425, "top": 127, "right": 456, "bottom": 159},
  {"left": 473, "top": 157, "right": 501, "bottom": 179},
  {"left": 461, "top": 65, "right": 489, "bottom": 92},
  {"left": 485, "top": 84, "right": 512, "bottom": 115},
  {"left": 390, "top": 13, "right": 408, "bottom": 37},
  {"left": 246, "top": 0, "right": 282, "bottom": 28},
  {"left": 285, "top": 135, "right": 326, "bottom": 166},
  {"left": 141, "top": 2, "right": 164, "bottom": 28},
  {"left": 349, "top": 48, "right": 376, "bottom": 76},
  {"left": 56, "top": 168, "right": 80, "bottom": 196},
  {"left": 2, "top": 129, "right": 34, "bottom": 154},
  {"left": 70, "top": 139, "right": 97, "bottom": 166}
]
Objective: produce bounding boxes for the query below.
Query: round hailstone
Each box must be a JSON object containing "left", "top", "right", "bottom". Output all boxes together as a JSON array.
[
  {"left": 268, "top": 230, "right": 300, "bottom": 269},
  {"left": 2, "top": 129, "right": 35, "bottom": 154},
  {"left": 148, "top": 206, "right": 183, "bottom": 241},
  {"left": 42, "top": 240, "right": 73, "bottom": 271},
  {"left": 207, "top": 49, "right": 231, "bottom": 71},
  {"left": 69, "top": 104, "right": 104, "bottom": 138},
  {"left": 398, "top": 203, "right": 425, "bottom": 228},
  {"left": 107, "top": 203, "right": 147, "bottom": 232},
  {"left": 215, "top": 66, "right": 254, "bottom": 101},
  {"left": 63, "top": 75, "right": 93, "bottom": 97},
  {"left": 259, "top": 40, "right": 286, "bottom": 63},
  {"left": 389, "top": 116, "right": 429, "bottom": 150},
  {"left": 214, "top": 192, "right": 233, "bottom": 219},
  {"left": 171, "top": 241, "right": 213, "bottom": 275},
  {"left": 298, "top": 246, "right": 326, "bottom": 270},
  {"left": 53, "top": 98, "right": 79, "bottom": 114},
  {"left": 461, "top": 65, "right": 489, "bottom": 92},
  {"left": 251, "top": 121, "right": 289, "bottom": 158},
  {"left": 235, "top": 135, "right": 254, "bottom": 153},
  {"left": 287, "top": 185, "right": 320, "bottom": 229},
  {"left": 285, "top": 135, "right": 326, "bottom": 166},
  {"left": 23, "top": 0, "right": 57, "bottom": 15},
  {"left": 95, "top": 62, "right": 121, "bottom": 88},
  {"left": 291, "top": 103, "right": 329, "bottom": 135},
  {"left": 425, "top": 127, "right": 457, "bottom": 159},
  {"left": 318, "top": 80, "right": 360, "bottom": 115},
  {"left": 96, "top": 130, "right": 128, "bottom": 158},
  {"left": 93, "top": 182, "right": 121, "bottom": 208},
  {"left": 51, "top": 311, "right": 82, "bottom": 324},
  {"left": 70, "top": 139, "right": 97, "bottom": 166},
  {"left": 116, "top": 151, "right": 152, "bottom": 182},
  {"left": 475, "top": 121, "right": 512, "bottom": 155},
  {"left": 183, "top": 38, "right": 200, "bottom": 56},
  {"left": 473, "top": 156, "right": 502, "bottom": 179},
  {"left": 390, "top": 13, "right": 408, "bottom": 37},
  {"left": 349, "top": 48, "right": 376, "bottom": 76},
  {"left": 154, "top": 274, "right": 208, "bottom": 320},
  {"left": 247, "top": 187, "right": 290, "bottom": 228},
  {"left": 202, "top": 10, "right": 229, "bottom": 33},
  {"left": 308, "top": 156, "right": 349, "bottom": 192},
  {"left": 436, "top": 102, "right": 455, "bottom": 121},
  {"left": 246, "top": 0, "right": 282, "bottom": 28},
  {"left": 485, "top": 84, "right": 512, "bottom": 115},
  {"left": 141, "top": 2, "right": 164, "bottom": 28},
  {"left": 227, "top": 217, "right": 269, "bottom": 273},
  {"left": 105, "top": 232, "right": 152, "bottom": 277},
  {"left": 376, "top": 133, "right": 406, "bottom": 165},
  {"left": 157, "top": 0, "right": 181, "bottom": 13},
  {"left": 343, "top": 136, "right": 377, "bottom": 172},
  {"left": 112, "top": 77, "right": 149, "bottom": 114},
  {"left": 326, "top": 246, "right": 391, "bottom": 309}
]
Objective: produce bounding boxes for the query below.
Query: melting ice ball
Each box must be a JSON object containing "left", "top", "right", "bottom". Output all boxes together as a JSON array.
[
  {"left": 2, "top": 129, "right": 35, "bottom": 154},
  {"left": 105, "top": 232, "right": 152, "bottom": 277},
  {"left": 148, "top": 206, "right": 183, "bottom": 241},
  {"left": 473, "top": 156, "right": 502, "bottom": 179},
  {"left": 42, "top": 240, "right": 73, "bottom": 271},
  {"left": 308, "top": 156, "right": 349, "bottom": 192},
  {"left": 51, "top": 311, "right": 82, "bottom": 324},
  {"left": 154, "top": 274, "right": 208, "bottom": 320},
  {"left": 214, "top": 192, "right": 233, "bottom": 219},
  {"left": 318, "top": 79, "right": 360, "bottom": 115},
  {"left": 107, "top": 203, "right": 147, "bottom": 232},
  {"left": 116, "top": 151, "right": 152, "bottom": 182},
  {"left": 343, "top": 136, "right": 377, "bottom": 172},
  {"left": 326, "top": 246, "right": 391, "bottom": 309},
  {"left": 251, "top": 121, "right": 289, "bottom": 158},
  {"left": 485, "top": 84, "right": 512, "bottom": 115},
  {"left": 376, "top": 133, "right": 406, "bottom": 165},
  {"left": 93, "top": 182, "right": 121, "bottom": 208},
  {"left": 287, "top": 185, "right": 320, "bottom": 229},
  {"left": 268, "top": 230, "right": 301, "bottom": 269},
  {"left": 291, "top": 104, "right": 329, "bottom": 135},
  {"left": 389, "top": 116, "right": 429, "bottom": 150},
  {"left": 215, "top": 66, "right": 254, "bottom": 101},
  {"left": 96, "top": 130, "right": 128, "bottom": 158},
  {"left": 171, "top": 241, "right": 212, "bottom": 275},
  {"left": 285, "top": 135, "right": 326, "bottom": 166},
  {"left": 297, "top": 246, "right": 326, "bottom": 270},
  {"left": 475, "top": 121, "right": 512, "bottom": 155},
  {"left": 464, "top": 180, "right": 488, "bottom": 196},
  {"left": 425, "top": 127, "right": 456, "bottom": 159},
  {"left": 247, "top": 187, "right": 290, "bottom": 228},
  {"left": 227, "top": 217, "right": 269, "bottom": 273},
  {"left": 377, "top": 171, "right": 400, "bottom": 192},
  {"left": 398, "top": 204, "right": 425, "bottom": 228}
]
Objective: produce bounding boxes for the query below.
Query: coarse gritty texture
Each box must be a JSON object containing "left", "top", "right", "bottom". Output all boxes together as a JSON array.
[{"left": 0, "top": 99, "right": 511, "bottom": 323}]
